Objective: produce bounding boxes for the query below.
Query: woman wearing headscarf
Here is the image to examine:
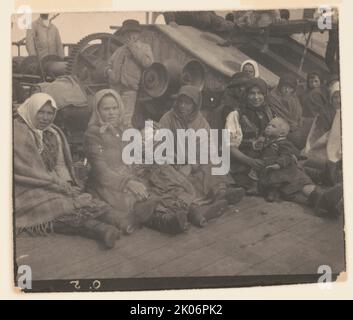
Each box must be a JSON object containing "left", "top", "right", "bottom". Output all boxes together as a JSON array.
[
  {"left": 84, "top": 89, "right": 159, "bottom": 234},
  {"left": 84, "top": 89, "right": 191, "bottom": 234},
  {"left": 240, "top": 60, "right": 260, "bottom": 78},
  {"left": 300, "top": 72, "right": 335, "bottom": 133},
  {"left": 159, "top": 85, "right": 245, "bottom": 227},
  {"left": 227, "top": 78, "right": 275, "bottom": 191},
  {"left": 303, "top": 81, "right": 342, "bottom": 189},
  {"left": 14, "top": 93, "right": 121, "bottom": 249},
  {"left": 267, "top": 74, "right": 307, "bottom": 149}
]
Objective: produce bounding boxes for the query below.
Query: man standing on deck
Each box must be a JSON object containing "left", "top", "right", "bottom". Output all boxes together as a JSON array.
[
  {"left": 26, "top": 13, "right": 64, "bottom": 60},
  {"left": 105, "top": 19, "right": 154, "bottom": 128}
]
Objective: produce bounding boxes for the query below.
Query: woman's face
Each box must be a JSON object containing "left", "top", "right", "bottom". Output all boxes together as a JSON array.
[
  {"left": 34, "top": 102, "right": 56, "bottom": 130},
  {"left": 177, "top": 94, "right": 195, "bottom": 118},
  {"left": 242, "top": 63, "right": 256, "bottom": 78},
  {"left": 247, "top": 86, "right": 265, "bottom": 108},
  {"left": 332, "top": 91, "right": 341, "bottom": 109},
  {"left": 280, "top": 85, "right": 295, "bottom": 97},
  {"left": 98, "top": 95, "right": 121, "bottom": 125},
  {"left": 308, "top": 75, "right": 321, "bottom": 89}
]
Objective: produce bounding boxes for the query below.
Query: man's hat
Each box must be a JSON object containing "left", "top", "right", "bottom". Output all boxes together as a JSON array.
[{"left": 120, "top": 19, "right": 142, "bottom": 34}]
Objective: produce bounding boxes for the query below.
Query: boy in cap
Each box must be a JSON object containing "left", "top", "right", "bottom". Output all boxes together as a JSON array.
[{"left": 105, "top": 19, "right": 154, "bottom": 127}]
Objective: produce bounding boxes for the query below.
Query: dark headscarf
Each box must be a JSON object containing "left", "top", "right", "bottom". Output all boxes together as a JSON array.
[
  {"left": 173, "top": 85, "right": 203, "bottom": 124},
  {"left": 242, "top": 78, "right": 274, "bottom": 135},
  {"left": 268, "top": 74, "right": 303, "bottom": 130},
  {"left": 246, "top": 77, "right": 268, "bottom": 97}
]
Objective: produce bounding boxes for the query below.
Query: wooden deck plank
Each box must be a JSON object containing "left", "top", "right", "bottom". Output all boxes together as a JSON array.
[
  {"left": 100, "top": 199, "right": 293, "bottom": 278},
  {"left": 15, "top": 197, "right": 346, "bottom": 281},
  {"left": 56, "top": 198, "right": 266, "bottom": 278},
  {"left": 140, "top": 206, "right": 309, "bottom": 277}
]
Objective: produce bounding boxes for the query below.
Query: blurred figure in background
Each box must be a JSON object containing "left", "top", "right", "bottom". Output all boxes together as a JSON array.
[{"left": 26, "top": 13, "right": 64, "bottom": 59}]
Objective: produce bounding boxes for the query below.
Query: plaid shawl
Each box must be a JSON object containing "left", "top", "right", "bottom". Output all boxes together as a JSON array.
[{"left": 14, "top": 118, "right": 77, "bottom": 230}]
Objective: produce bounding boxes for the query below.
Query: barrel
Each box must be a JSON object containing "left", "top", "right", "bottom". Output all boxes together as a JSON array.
[
  {"left": 142, "top": 59, "right": 183, "bottom": 98},
  {"left": 181, "top": 59, "right": 205, "bottom": 90}
]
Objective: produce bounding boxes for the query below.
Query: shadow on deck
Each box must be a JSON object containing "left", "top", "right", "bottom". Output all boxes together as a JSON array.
[{"left": 15, "top": 196, "right": 345, "bottom": 283}]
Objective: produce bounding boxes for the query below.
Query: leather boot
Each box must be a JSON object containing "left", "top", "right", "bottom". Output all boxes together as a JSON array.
[
  {"left": 97, "top": 209, "right": 135, "bottom": 235},
  {"left": 80, "top": 219, "right": 120, "bottom": 249},
  {"left": 309, "top": 184, "right": 343, "bottom": 217},
  {"left": 145, "top": 211, "right": 188, "bottom": 234},
  {"left": 188, "top": 200, "right": 228, "bottom": 228},
  {"left": 214, "top": 187, "right": 245, "bottom": 205}
]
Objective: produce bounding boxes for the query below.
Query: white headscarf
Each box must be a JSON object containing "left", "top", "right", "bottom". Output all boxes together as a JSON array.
[
  {"left": 240, "top": 59, "right": 260, "bottom": 78},
  {"left": 88, "top": 89, "right": 125, "bottom": 134},
  {"left": 17, "top": 92, "right": 57, "bottom": 153}
]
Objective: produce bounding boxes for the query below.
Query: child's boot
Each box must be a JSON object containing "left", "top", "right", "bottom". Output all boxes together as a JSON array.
[{"left": 145, "top": 211, "right": 188, "bottom": 234}]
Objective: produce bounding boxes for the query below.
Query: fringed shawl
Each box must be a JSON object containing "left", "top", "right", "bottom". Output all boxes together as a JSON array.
[{"left": 14, "top": 118, "right": 77, "bottom": 230}]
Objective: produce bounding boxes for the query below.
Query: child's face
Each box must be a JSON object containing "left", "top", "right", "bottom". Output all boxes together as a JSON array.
[
  {"left": 264, "top": 119, "right": 285, "bottom": 138},
  {"left": 177, "top": 94, "right": 195, "bottom": 118},
  {"left": 279, "top": 85, "right": 295, "bottom": 97},
  {"left": 308, "top": 75, "right": 321, "bottom": 89}
]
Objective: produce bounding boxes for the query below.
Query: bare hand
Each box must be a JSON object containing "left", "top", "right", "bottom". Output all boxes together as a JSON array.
[
  {"left": 252, "top": 137, "right": 265, "bottom": 151},
  {"left": 126, "top": 180, "right": 149, "bottom": 201},
  {"left": 74, "top": 193, "right": 94, "bottom": 209}
]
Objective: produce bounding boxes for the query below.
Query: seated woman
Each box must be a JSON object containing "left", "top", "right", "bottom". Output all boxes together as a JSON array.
[
  {"left": 14, "top": 93, "right": 121, "bottom": 249},
  {"left": 159, "top": 85, "right": 245, "bottom": 227},
  {"left": 300, "top": 72, "right": 335, "bottom": 133},
  {"left": 303, "top": 81, "right": 343, "bottom": 186},
  {"left": 226, "top": 78, "right": 275, "bottom": 192},
  {"left": 84, "top": 89, "right": 164, "bottom": 233},
  {"left": 84, "top": 89, "right": 194, "bottom": 235},
  {"left": 267, "top": 74, "right": 308, "bottom": 149},
  {"left": 240, "top": 60, "right": 260, "bottom": 78}
]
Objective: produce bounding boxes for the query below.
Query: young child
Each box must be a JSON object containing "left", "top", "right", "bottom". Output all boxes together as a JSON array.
[{"left": 253, "top": 117, "right": 342, "bottom": 217}]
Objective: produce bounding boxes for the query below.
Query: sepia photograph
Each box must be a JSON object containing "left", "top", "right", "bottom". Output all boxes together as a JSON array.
[{"left": 11, "top": 6, "right": 345, "bottom": 293}]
